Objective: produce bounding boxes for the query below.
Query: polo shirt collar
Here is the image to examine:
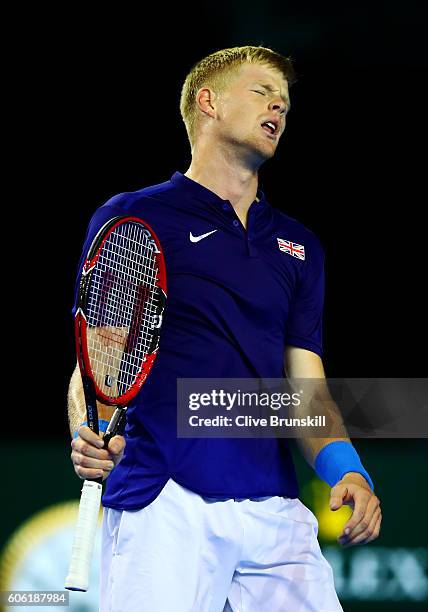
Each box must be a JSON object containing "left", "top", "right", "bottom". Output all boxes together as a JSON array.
[{"left": 171, "top": 171, "right": 266, "bottom": 209}]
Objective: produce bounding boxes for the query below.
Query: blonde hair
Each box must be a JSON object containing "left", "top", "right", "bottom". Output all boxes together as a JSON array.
[{"left": 180, "top": 45, "right": 295, "bottom": 147}]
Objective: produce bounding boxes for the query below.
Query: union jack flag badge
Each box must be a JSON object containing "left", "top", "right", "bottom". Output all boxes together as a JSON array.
[{"left": 277, "top": 237, "right": 305, "bottom": 260}]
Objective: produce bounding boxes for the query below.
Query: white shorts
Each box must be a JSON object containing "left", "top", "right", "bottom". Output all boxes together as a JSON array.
[{"left": 100, "top": 478, "right": 342, "bottom": 611}]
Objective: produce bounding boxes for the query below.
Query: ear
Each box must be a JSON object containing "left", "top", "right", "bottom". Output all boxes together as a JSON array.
[{"left": 195, "top": 87, "right": 217, "bottom": 119}]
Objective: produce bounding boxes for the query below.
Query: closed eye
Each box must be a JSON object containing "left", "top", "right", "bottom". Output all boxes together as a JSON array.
[{"left": 252, "top": 90, "right": 265, "bottom": 96}]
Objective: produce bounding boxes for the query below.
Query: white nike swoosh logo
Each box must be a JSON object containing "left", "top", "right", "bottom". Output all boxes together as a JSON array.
[{"left": 189, "top": 230, "right": 218, "bottom": 243}]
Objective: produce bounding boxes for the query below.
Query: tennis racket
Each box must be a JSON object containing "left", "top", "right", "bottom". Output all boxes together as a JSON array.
[{"left": 65, "top": 215, "right": 167, "bottom": 592}]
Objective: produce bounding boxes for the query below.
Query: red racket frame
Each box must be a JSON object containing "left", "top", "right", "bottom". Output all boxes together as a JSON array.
[{"left": 75, "top": 215, "right": 167, "bottom": 407}]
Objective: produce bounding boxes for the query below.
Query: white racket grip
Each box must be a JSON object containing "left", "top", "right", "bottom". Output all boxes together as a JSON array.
[{"left": 65, "top": 480, "right": 102, "bottom": 591}]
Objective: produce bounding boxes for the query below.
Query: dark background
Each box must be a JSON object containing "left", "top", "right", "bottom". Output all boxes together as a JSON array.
[{"left": 5, "top": 2, "right": 428, "bottom": 610}]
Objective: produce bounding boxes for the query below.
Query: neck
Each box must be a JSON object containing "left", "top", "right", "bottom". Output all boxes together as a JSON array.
[{"left": 184, "top": 141, "right": 260, "bottom": 228}]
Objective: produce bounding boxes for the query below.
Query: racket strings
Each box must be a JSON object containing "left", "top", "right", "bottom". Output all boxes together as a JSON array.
[{"left": 86, "top": 221, "right": 160, "bottom": 399}]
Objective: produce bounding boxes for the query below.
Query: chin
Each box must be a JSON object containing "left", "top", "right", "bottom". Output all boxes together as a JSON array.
[
  {"left": 255, "top": 136, "right": 278, "bottom": 158},
  {"left": 258, "top": 143, "right": 277, "bottom": 161}
]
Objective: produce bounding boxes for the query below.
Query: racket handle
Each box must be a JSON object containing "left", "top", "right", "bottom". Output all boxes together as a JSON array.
[{"left": 65, "top": 480, "right": 102, "bottom": 592}]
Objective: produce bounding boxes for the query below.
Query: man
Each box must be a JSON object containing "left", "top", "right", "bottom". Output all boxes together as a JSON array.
[{"left": 69, "top": 46, "right": 382, "bottom": 611}]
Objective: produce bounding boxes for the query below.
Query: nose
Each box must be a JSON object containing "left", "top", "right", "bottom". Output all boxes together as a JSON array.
[{"left": 269, "top": 97, "right": 287, "bottom": 115}]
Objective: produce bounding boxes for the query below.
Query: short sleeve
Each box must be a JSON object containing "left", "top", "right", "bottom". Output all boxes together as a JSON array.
[{"left": 285, "top": 238, "right": 325, "bottom": 357}]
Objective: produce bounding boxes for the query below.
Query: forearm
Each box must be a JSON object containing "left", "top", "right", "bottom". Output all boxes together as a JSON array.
[
  {"left": 284, "top": 348, "right": 373, "bottom": 489},
  {"left": 285, "top": 346, "right": 348, "bottom": 459},
  {"left": 68, "top": 364, "right": 88, "bottom": 437}
]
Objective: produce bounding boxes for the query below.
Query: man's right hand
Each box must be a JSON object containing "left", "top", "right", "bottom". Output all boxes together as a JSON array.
[{"left": 71, "top": 425, "right": 126, "bottom": 481}]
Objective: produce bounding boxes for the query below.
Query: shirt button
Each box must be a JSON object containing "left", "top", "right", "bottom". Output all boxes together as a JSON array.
[
  {"left": 233, "top": 220, "right": 240, "bottom": 227},
  {"left": 222, "top": 203, "right": 229, "bottom": 211}
]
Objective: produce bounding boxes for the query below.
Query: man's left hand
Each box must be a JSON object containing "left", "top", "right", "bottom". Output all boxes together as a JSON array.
[{"left": 330, "top": 472, "right": 382, "bottom": 547}]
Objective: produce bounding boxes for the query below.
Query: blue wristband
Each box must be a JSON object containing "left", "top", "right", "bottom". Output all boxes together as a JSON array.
[
  {"left": 73, "top": 419, "right": 110, "bottom": 439},
  {"left": 314, "top": 441, "right": 374, "bottom": 491}
]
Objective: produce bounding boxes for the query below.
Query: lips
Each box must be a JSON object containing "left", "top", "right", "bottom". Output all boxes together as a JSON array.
[
  {"left": 262, "top": 121, "right": 276, "bottom": 134},
  {"left": 261, "top": 118, "right": 279, "bottom": 137}
]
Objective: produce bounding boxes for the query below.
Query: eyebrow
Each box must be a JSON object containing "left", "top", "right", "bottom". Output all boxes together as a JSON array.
[{"left": 254, "top": 83, "right": 291, "bottom": 110}]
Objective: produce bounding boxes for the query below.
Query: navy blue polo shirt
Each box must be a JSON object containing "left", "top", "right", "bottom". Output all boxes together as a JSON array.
[{"left": 73, "top": 171, "right": 325, "bottom": 509}]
